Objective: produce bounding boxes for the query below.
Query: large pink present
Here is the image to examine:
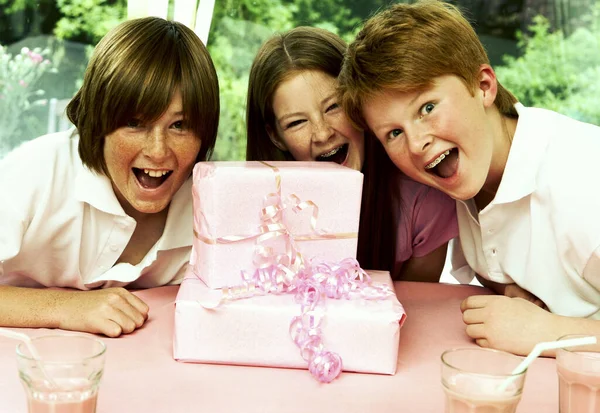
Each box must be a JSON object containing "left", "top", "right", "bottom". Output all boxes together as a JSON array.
[
  {"left": 173, "top": 266, "right": 406, "bottom": 374},
  {"left": 190, "top": 161, "right": 363, "bottom": 289}
]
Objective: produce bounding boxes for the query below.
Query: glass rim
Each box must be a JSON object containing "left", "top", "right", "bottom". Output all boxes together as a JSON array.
[
  {"left": 557, "top": 334, "right": 600, "bottom": 356},
  {"left": 441, "top": 347, "right": 527, "bottom": 378},
  {"left": 16, "top": 333, "right": 106, "bottom": 363}
]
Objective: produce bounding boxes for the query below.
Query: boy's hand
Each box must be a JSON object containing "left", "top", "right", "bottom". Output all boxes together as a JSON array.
[
  {"left": 460, "top": 295, "right": 563, "bottom": 356},
  {"left": 56, "top": 288, "right": 149, "bottom": 337}
]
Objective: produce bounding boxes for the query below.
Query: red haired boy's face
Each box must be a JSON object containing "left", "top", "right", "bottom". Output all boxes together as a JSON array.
[{"left": 362, "top": 69, "right": 508, "bottom": 202}]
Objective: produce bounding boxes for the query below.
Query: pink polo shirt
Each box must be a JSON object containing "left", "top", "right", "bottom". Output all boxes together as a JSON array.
[{"left": 394, "top": 175, "right": 458, "bottom": 277}]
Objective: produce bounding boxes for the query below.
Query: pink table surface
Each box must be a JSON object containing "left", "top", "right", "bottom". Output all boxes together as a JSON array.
[{"left": 0, "top": 282, "right": 558, "bottom": 413}]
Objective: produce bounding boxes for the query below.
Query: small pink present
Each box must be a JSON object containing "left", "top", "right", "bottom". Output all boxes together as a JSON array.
[
  {"left": 174, "top": 266, "right": 406, "bottom": 375},
  {"left": 190, "top": 161, "right": 363, "bottom": 289}
]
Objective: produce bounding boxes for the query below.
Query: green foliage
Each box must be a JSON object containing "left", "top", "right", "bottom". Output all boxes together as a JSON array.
[
  {"left": 54, "top": 0, "right": 126, "bottom": 43},
  {"left": 496, "top": 4, "right": 600, "bottom": 125},
  {"left": 0, "top": 0, "right": 34, "bottom": 13},
  {"left": 282, "top": 0, "right": 359, "bottom": 37}
]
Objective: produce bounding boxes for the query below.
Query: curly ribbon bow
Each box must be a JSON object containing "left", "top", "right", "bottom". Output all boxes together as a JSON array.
[{"left": 193, "top": 162, "right": 392, "bottom": 382}]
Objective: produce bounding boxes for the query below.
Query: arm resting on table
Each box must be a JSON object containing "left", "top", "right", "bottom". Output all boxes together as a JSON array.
[{"left": 0, "top": 285, "right": 149, "bottom": 337}]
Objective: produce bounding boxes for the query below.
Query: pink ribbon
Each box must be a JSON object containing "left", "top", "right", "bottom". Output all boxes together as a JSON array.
[{"left": 195, "top": 162, "right": 392, "bottom": 382}]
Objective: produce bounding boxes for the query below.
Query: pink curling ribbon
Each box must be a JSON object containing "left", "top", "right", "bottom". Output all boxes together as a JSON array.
[
  {"left": 288, "top": 259, "right": 393, "bottom": 382},
  {"left": 193, "top": 162, "right": 391, "bottom": 382}
]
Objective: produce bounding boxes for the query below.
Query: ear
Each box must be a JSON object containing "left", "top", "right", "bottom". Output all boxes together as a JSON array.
[
  {"left": 477, "top": 64, "right": 498, "bottom": 108},
  {"left": 266, "top": 125, "right": 288, "bottom": 151}
]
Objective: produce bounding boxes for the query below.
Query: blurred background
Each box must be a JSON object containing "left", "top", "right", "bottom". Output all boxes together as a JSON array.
[{"left": 0, "top": 0, "right": 598, "bottom": 160}]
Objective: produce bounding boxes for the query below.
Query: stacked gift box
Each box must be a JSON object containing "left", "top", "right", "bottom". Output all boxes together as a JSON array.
[{"left": 173, "top": 161, "right": 406, "bottom": 380}]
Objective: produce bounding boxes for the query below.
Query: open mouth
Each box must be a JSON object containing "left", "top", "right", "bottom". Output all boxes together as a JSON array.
[
  {"left": 425, "top": 148, "right": 459, "bottom": 179},
  {"left": 133, "top": 168, "right": 173, "bottom": 189},
  {"left": 316, "top": 144, "right": 349, "bottom": 165}
]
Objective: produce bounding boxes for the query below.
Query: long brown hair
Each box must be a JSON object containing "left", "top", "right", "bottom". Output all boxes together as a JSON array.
[
  {"left": 338, "top": 0, "right": 518, "bottom": 130},
  {"left": 246, "top": 26, "right": 347, "bottom": 161},
  {"left": 68, "top": 17, "right": 220, "bottom": 175},
  {"left": 246, "top": 26, "right": 399, "bottom": 272}
]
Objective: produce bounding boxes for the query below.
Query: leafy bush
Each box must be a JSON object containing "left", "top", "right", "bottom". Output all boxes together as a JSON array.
[{"left": 496, "top": 4, "right": 600, "bottom": 125}]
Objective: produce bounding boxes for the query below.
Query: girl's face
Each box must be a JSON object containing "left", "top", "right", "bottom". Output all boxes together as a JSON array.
[
  {"left": 103, "top": 89, "right": 201, "bottom": 218},
  {"left": 362, "top": 68, "right": 510, "bottom": 201},
  {"left": 270, "top": 70, "right": 364, "bottom": 171}
]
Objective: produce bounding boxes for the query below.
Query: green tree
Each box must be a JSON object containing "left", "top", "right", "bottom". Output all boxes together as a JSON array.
[
  {"left": 53, "top": 0, "right": 126, "bottom": 44},
  {"left": 496, "top": 3, "right": 600, "bottom": 125}
]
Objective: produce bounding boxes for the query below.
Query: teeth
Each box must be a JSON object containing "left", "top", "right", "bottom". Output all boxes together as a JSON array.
[
  {"left": 425, "top": 150, "right": 450, "bottom": 169},
  {"left": 320, "top": 146, "right": 342, "bottom": 158},
  {"left": 143, "top": 169, "right": 169, "bottom": 178}
]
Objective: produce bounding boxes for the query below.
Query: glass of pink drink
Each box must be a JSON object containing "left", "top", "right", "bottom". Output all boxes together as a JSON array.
[
  {"left": 556, "top": 334, "right": 600, "bottom": 413},
  {"left": 16, "top": 334, "right": 106, "bottom": 413},
  {"left": 441, "top": 348, "right": 527, "bottom": 413}
]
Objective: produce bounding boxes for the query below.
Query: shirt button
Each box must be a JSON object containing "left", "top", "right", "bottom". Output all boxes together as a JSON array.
[
  {"left": 98, "top": 265, "right": 105, "bottom": 271},
  {"left": 487, "top": 229, "right": 494, "bottom": 234},
  {"left": 110, "top": 244, "right": 119, "bottom": 252},
  {"left": 491, "top": 249, "right": 497, "bottom": 256}
]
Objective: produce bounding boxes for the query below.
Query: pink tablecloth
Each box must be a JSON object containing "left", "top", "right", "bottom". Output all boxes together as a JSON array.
[{"left": 0, "top": 282, "right": 557, "bottom": 413}]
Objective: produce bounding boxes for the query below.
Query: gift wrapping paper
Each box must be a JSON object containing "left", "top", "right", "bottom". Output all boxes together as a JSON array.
[
  {"left": 190, "top": 161, "right": 364, "bottom": 289},
  {"left": 173, "top": 267, "right": 406, "bottom": 375}
]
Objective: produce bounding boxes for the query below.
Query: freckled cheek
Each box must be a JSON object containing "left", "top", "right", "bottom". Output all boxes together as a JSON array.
[
  {"left": 284, "top": 132, "right": 311, "bottom": 159},
  {"left": 104, "top": 142, "right": 135, "bottom": 177}
]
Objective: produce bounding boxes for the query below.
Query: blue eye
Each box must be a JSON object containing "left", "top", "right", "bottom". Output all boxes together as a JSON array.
[
  {"left": 421, "top": 103, "right": 435, "bottom": 116},
  {"left": 388, "top": 129, "right": 403, "bottom": 141}
]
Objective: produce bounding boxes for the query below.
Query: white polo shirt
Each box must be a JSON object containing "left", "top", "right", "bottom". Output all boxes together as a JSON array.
[
  {"left": 453, "top": 104, "right": 600, "bottom": 319},
  {"left": 0, "top": 130, "right": 193, "bottom": 289}
]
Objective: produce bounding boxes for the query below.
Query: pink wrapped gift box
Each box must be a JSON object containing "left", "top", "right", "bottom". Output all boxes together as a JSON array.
[
  {"left": 173, "top": 267, "right": 406, "bottom": 375},
  {"left": 190, "top": 161, "right": 363, "bottom": 289}
]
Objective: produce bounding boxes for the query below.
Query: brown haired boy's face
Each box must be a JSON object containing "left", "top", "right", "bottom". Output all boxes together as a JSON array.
[
  {"left": 362, "top": 72, "right": 504, "bottom": 201},
  {"left": 103, "top": 89, "right": 201, "bottom": 217},
  {"left": 269, "top": 70, "right": 364, "bottom": 171}
]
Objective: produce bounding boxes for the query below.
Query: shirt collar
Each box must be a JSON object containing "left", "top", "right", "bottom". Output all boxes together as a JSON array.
[
  {"left": 74, "top": 163, "right": 128, "bottom": 217},
  {"left": 490, "top": 102, "right": 551, "bottom": 205}
]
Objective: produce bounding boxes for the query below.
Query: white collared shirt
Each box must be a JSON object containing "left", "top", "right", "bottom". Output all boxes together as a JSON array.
[
  {"left": 453, "top": 104, "right": 600, "bottom": 318},
  {"left": 0, "top": 130, "right": 193, "bottom": 289}
]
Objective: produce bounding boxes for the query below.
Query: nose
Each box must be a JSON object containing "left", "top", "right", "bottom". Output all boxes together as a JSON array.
[
  {"left": 144, "top": 127, "right": 169, "bottom": 162},
  {"left": 406, "top": 125, "right": 433, "bottom": 155},
  {"left": 312, "top": 117, "right": 335, "bottom": 144}
]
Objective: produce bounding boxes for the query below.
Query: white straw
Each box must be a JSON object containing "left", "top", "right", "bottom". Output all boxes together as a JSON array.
[
  {"left": 0, "top": 328, "right": 56, "bottom": 388},
  {"left": 497, "top": 336, "right": 597, "bottom": 392}
]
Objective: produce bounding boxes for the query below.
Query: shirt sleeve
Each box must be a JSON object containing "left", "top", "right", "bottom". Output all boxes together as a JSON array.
[
  {"left": 0, "top": 146, "right": 34, "bottom": 263},
  {"left": 582, "top": 245, "right": 600, "bottom": 293},
  {"left": 411, "top": 186, "right": 459, "bottom": 258}
]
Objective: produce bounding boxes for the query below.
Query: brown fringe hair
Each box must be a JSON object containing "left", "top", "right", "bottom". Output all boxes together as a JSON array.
[{"left": 67, "top": 17, "right": 220, "bottom": 175}]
